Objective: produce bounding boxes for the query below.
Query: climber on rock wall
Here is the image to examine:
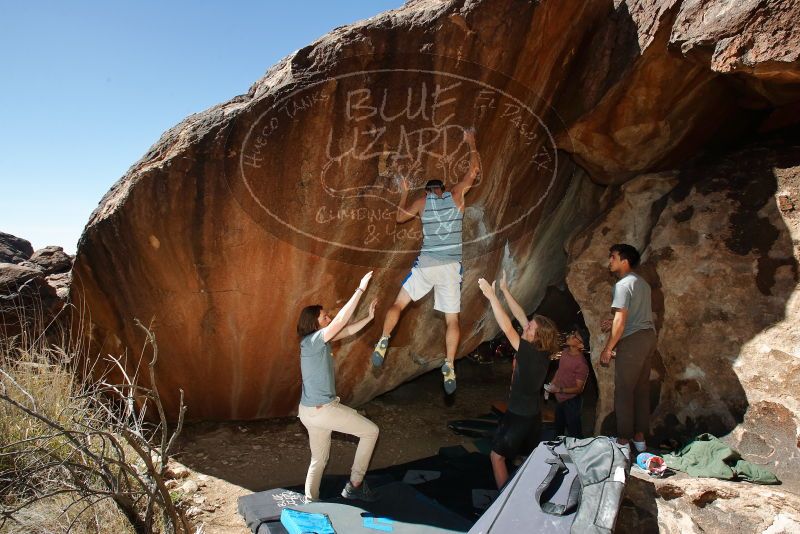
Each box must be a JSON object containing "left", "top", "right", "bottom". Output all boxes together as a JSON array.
[{"left": 370, "top": 127, "right": 481, "bottom": 394}]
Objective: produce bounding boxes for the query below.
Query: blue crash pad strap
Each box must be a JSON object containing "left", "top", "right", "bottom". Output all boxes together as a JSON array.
[{"left": 362, "top": 514, "right": 394, "bottom": 532}]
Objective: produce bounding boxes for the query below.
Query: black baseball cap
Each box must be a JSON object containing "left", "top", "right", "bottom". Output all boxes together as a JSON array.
[{"left": 425, "top": 179, "right": 445, "bottom": 191}]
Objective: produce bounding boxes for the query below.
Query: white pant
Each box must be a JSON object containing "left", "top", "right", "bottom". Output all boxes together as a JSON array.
[
  {"left": 297, "top": 398, "right": 379, "bottom": 500},
  {"left": 402, "top": 259, "right": 462, "bottom": 313}
]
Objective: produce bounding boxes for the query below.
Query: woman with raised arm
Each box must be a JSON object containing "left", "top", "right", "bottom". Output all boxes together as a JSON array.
[
  {"left": 296, "top": 270, "right": 380, "bottom": 502},
  {"left": 479, "top": 272, "right": 561, "bottom": 488}
]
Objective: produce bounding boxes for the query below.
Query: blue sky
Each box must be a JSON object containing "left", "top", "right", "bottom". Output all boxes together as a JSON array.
[{"left": 0, "top": 1, "right": 400, "bottom": 254}]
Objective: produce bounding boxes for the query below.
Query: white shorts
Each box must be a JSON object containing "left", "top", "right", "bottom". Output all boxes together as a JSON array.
[{"left": 401, "top": 258, "right": 462, "bottom": 313}]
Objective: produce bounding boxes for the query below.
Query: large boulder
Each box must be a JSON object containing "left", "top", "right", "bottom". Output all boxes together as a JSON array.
[
  {"left": 566, "top": 141, "right": 800, "bottom": 485},
  {"left": 0, "top": 234, "right": 73, "bottom": 341},
  {"left": 72, "top": 0, "right": 800, "bottom": 420},
  {"left": 0, "top": 262, "right": 64, "bottom": 339},
  {"left": 0, "top": 231, "right": 33, "bottom": 264},
  {"left": 620, "top": 471, "right": 800, "bottom": 533},
  {"left": 45, "top": 272, "right": 71, "bottom": 301},
  {"left": 671, "top": 0, "right": 800, "bottom": 87},
  {"left": 29, "top": 246, "right": 73, "bottom": 275}
]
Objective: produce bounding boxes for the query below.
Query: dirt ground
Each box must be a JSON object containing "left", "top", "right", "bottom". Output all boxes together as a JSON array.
[
  {"left": 166, "top": 353, "right": 798, "bottom": 534},
  {"left": 171, "top": 358, "right": 526, "bottom": 533}
]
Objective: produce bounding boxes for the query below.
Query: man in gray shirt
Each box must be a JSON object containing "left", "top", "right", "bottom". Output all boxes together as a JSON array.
[{"left": 600, "top": 244, "right": 657, "bottom": 452}]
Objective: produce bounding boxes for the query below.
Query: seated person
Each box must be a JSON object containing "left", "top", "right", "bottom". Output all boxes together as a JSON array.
[{"left": 545, "top": 327, "right": 590, "bottom": 438}]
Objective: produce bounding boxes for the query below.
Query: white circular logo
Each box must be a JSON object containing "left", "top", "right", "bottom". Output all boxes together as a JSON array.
[{"left": 224, "top": 57, "right": 560, "bottom": 266}]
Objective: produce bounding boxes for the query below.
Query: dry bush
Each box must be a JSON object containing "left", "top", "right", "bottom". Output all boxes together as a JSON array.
[
  {"left": 1, "top": 492, "right": 133, "bottom": 534},
  {"left": 0, "top": 312, "right": 191, "bottom": 534}
]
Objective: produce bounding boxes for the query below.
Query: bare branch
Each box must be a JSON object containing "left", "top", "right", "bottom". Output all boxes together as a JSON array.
[
  {"left": 0, "top": 367, "right": 37, "bottom": 410},
  {"left": 2, "top": 318, "right": 191, "bottom": 534}
]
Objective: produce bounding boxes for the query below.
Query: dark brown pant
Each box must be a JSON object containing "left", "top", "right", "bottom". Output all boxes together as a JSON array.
[{"left": 614, "top": 328, "right": 657, "bottom": 440}]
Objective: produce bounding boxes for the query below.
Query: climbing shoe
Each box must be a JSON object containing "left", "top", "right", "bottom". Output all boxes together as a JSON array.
[
  {"left": 441, "top": 361, "right": 457, "bottom": 394},
  {"left": 372, "top": 336, "right": 389, "bottom": 367},
  {"left": 341, "top": 480, "right": 379, "bottom": 502}
]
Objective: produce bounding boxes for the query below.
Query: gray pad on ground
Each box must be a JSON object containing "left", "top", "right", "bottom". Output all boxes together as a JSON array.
[
  {"left": 240, "top": 482, "right": 470, "bottom": 533},
  {"left": 238, "top": 488, "right": 310, "bottom": 531},
  {"left": 470, "top": 489, "right": 498, "bottom": 511},
  {"left": 402, "top": 469, "right": 442, "bottom": 485},
  {"left": 469, "top": 442, "right": 578, "bottom": 533}
]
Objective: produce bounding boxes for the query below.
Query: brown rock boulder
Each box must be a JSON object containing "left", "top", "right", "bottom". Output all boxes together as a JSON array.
[
  {"left": 0, "top": 262, "right": 44, "bottom": 291},
  {"left": 45, "top": 272, "right": 71, "bottom": 301},
  {"left": 620, "top": 471, "right": 800, "bottom": 533},
  {"left": 0, "top": 262, "right": 64, "bottom": 338},
  {"left": 670, "top": 0, "right": 800, "bottom": 135},
  {"left": 0, "top": 231, "right": 34, "bottom": 264},
  {"left": 29, "top": 246, "right": 73, "bottom": 275},
  {"left": 0, "top": 234, "right": 73, "bottom": 340},
  {"left": 566, "top": 141, "right": 800, "bottom": 483},
  {"left": 559, "top": 0, "right": 800, "bottom": 179},
  {"left": 72, "top": 0, "right": 800, "bottom": 420},
  {"left": 671, "top": 0, "right": 800, "bottom": 87}
]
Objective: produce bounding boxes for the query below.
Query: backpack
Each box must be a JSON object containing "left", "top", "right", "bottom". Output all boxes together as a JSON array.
[
  {"left": 549, "top": 436, "right": 631, "bottom": 533},
  {"left": 469, "top": 436, "right": 630, "bottom": 534}
]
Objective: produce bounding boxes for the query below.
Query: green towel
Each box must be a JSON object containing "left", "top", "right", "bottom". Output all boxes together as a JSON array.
[
  {"left": 734, "top": 459, "right": 779, "bottom": 484},
  {"left": 664, "top": 433, "right": 779, "bottom": 485}
]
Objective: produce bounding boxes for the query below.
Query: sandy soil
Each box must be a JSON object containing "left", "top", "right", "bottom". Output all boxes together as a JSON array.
[{"left": 171, "top": 359, "right": 519, "bottom": 534}]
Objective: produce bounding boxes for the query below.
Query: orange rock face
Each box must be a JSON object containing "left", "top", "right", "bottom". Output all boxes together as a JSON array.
[{"left": 72, "top": 0, "right": 800, "bottom": 420}]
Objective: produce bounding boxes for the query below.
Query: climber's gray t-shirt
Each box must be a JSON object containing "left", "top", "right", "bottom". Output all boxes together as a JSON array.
[
  {"left": 299, "top": 330, "right": 336, "bottom": 407},
  {"left": 611, "top": 272, "right": 655, "bottom": 338}
]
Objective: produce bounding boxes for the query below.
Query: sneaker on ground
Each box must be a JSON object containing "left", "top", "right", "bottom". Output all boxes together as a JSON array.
[
  {"left": 372, "top": 336, "right": 389, "bottom": 367},
  {"left": 441, "top": 361, "right": 457, "bottom": 394},
  {"left": 341, "top": 480, "right": 379, "bottom": 502}
]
